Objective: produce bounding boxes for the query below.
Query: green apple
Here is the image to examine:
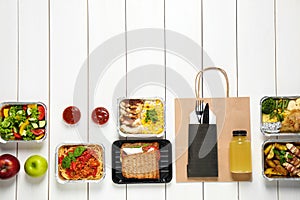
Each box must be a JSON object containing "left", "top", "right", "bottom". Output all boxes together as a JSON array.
[{"left": 24, "top": 155, "right": 48, "bottom": 177}]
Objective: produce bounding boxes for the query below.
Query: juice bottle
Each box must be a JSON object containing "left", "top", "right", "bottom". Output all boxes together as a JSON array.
[{"left": 229, "top": 130, "right": 252, "bottom": 173}]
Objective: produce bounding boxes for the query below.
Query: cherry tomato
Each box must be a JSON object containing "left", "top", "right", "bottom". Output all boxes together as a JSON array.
[
  {"left": 58, "top": 156, "right": 64, "bottom": 164},
  {"left": 143, "top": 145, "right": 160, "bottom": 160},
  {"left": 143, "top": 145, "right": 159, "bottom": 152},
  {"left": 91, "top": 107, "right": 109, "bottom": 125},
  {"left": 92, "top": 169, "right": 98, "bottom": 176},
  {"left": 13, "top": 133, "right": 22, "bottom": 140},
  {"left": 22, "top": 105, "right": 27, "bottom": 111},
  {"left": 37, "top": 105, "right": 45, "bottom": 120},
  {"left": 70, "top": 161, "right": 76, "bottom": 171},
  {"left": 63, "top": 106, "right": 81, "bottom": 125},
  {"left": 31, "top": 129, "right": 45, "bottom": 136}
]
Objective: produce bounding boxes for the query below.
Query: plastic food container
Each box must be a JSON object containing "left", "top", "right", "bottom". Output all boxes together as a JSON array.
[
  {"left": 118, "top": 98, "right": 165, "bottom": 137},
  {"left": 260, "top": 96, "right": 300, "bottom": 136},
  {"left": 55, "top": 143, "right": 105, "bottom": 184},
  {"left": 0, "top": 102, "right": 47, "bottom": 143},
  {"left": 262, "top": 140, "right": 300, "bottom": 181},
  {"left": 112, "top": 139, "right": 172, "bottom": 184}
]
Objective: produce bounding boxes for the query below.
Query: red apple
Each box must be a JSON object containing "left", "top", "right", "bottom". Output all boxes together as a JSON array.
[{"left": 0, "top": 154, "right": 20, "bottom": 180}]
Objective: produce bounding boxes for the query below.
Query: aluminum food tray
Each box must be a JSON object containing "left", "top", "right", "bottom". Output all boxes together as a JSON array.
[
  {"left": 262, "top": 139, "right": 300, "bottom": 181},
  {"left": 117, "top": 97, "right": 165, "bottom": 138},
  {"left": 55, "top": 143, "right": 105, "bottom": 184},
  {"left": 260, "top": 96, "right": 300, "bottom": 136},
  {"left": 0, "top": 101, "right": 47, "bottom": 143}
]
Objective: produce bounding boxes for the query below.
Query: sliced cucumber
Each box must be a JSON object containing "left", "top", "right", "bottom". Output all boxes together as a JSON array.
[
  {"left": 28, "top": 117, "right": 37, "bottom": 122},
  {"left": 17, "top": 110, "right": 25, "bottom": 115},
  {"left": 13, "top": 126, "right": 18, "bottom": 133},
  {"left": 27, "top": 108, "right": 32, "bottom": 115},
  {"left": 20, "top": 129, "right": 27, "bottom": 136},
  {"left": 39, "top": 120, "right": 46, "bottom": 128},
  {"left": 31, "top": 122, "right": 39, "bottom": 129}
]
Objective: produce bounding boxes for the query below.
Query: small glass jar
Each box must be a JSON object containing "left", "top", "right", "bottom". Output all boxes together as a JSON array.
[
  {"left": 229, "top": 130, "right": 252, "bottom": 173},
  {"left": 62, "top": 106, "right": 81, "bottom": 125}
]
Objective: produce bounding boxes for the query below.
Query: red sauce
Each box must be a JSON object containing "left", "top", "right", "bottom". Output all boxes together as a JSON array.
[
  {"left": 91, "top": 107, "right": 109, "bottom": 125},
  {"left": 63, "top": 106, "right": 81, "bottom": 125}
]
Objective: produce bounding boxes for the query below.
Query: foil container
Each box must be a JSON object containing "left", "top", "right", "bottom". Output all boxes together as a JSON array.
[
  {"left": 260, "top": 96, "right": 300, "bottom": 136},
  {"left": 55, "top": 143, "right": 105, "bottom": 184},
  {"left": 117, "top": 97, "right": 165, "bottom": 138},
  {"left": 0, "top": 102, "right": 47, "bottom": 143},
  {"left": 262, "top": 139, "right": 300, "bottom": 181}
]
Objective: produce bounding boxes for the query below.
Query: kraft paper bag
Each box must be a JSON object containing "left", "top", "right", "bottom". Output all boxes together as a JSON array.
[{"left": 175, "top": 67, "right": 252, "bottom": 182}]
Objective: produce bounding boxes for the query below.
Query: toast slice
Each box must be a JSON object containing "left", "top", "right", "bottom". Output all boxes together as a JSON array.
[{"left": 121, "top": 142, "right": 160, "bottom": 179}]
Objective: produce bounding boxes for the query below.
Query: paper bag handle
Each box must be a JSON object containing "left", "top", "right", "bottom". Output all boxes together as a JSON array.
[{"left": 195, "top": 67, "right": 229, "bottom": 98}]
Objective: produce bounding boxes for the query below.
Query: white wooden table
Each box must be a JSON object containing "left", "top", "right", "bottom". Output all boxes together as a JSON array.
[{"left": 1, "top": 0, "right": 300, "bottom": 199}]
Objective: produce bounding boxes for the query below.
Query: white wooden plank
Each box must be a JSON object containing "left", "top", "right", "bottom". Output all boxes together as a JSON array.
[
  {"left": 49, "top": 0, "right": 88, "bottom": 199},
  {"left": 88, "top": 0, "right": 126, "bottom": 199},
  {"left": 276, "top": 0, "right": 300, "bottom": 96},
  {"left": 126, "top": 0, "right": 165, "bottom": 199},
  {"left": 202, "top": 0, "right": 237, "bottom": 97},
  {"left": 0, "top": 0, "right": 18, "bottom": 199},
  {"left": 17, "top": 0, "right": 49, "bottom": 199},
  {"left": 202, "top": 0, "right": 238, "bottom": 199},
  {"left": 276, "top": 0, "right": 300, "bottom": 199},
  {"left": 237, "top": 0, "right": 277, "bottom": 200},
  {"left": 0, "top": 0, "right": 18, "bottom": 100},
  {"left": 165, "top": 0, "right": 204, "bottom": 199}
]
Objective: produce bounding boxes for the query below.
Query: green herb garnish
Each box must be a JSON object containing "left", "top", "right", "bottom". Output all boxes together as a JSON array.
[
  {"left": 62, "top": 156, "right": 71, "bottom": 169},
  {"left": 273, "top": 148, "right": 289, "bottom": 164},
  {"left": 145, "top": 109, "right": 158, "bottom": 123},
  {"left": 61, "top": 146, "right": 86, "bottom": 169},
  {"left": 74, "top": 146, "right": 86, "bottom": 157},
  {"left": 287, "top": 154, "right": 293, "bottom": 159}
]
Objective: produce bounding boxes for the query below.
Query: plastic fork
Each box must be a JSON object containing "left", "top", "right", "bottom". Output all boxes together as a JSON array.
[{"left": 195, "top": 99, "right": 204, "bottom": 124}]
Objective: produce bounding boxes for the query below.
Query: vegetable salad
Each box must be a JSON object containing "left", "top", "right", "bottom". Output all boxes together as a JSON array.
[{"left": 0, "top": 103, "right": 46, "bottom": 141}]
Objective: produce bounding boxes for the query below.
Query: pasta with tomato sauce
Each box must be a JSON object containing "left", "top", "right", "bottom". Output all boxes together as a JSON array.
[{"left": 57, "top": 144, "right": 104, "bottom": 181}]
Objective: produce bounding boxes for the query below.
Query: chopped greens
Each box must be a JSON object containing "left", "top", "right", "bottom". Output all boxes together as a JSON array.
[
  {"left": 262, "top": 98, "right": 276, "bottom": 114},
  {"left": 61, "top": 146, "right": 86, "bottom": 169},
  {"left": 273, "top": 148, "right": 291, "bottom": 165},
  {"left": 145, "top": 109, "right": 158, "bottom": 123}
]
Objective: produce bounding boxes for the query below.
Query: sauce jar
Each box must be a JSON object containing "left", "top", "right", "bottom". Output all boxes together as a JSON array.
[
  {"left": 91, "top": 107, "right": 109, "bottom": 125},
  {"left": 229, "top": 130, "right": 252, "bottom": 173},
  {"left": 62, "top": 106, "right": 81, "bottom": 125}
]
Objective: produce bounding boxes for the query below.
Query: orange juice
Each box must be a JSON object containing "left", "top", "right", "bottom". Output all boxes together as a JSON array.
[{"left": 229, "top": 130, "right": 252, "bottom": 173}]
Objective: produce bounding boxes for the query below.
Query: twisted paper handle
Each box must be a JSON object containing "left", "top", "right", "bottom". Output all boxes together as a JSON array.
[{"left": 195, "top": 67, "right": 229, "bottom": 98}]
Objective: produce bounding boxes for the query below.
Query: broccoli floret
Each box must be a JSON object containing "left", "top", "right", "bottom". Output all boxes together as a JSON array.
[{"left": 262, "top": 98, "right": 276, "bottom": 114}]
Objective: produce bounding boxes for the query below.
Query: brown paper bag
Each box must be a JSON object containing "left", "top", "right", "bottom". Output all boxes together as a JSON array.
[{"left": 175, "top": 67, "right": 252, "bottom": 182}]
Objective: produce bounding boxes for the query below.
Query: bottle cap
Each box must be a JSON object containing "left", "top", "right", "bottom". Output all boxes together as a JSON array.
[{"left": 233, "top": 130, "right": 247, "bottom": 136}]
